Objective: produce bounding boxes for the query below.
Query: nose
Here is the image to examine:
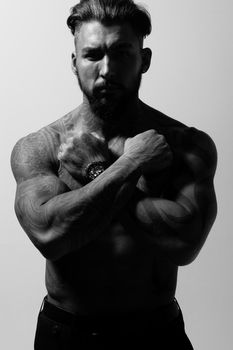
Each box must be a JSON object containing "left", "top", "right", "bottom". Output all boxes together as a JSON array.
[{"left": 99, "top": 54, "right": 114, "bottom": 79}]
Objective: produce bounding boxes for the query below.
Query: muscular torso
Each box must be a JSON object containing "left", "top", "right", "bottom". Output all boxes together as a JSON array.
[
  {"left": 46, "top": 222, "right": 178, "bottom": 314},
  {"left": 43, "top": 106, "right": 188, "bottom": 315}
]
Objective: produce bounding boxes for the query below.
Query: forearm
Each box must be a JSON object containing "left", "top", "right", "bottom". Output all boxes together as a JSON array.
[
  {"left": 32, "top": 155, "right": 141, "bottom": 260},
  {"left": 130, "top": 192, "right": 202, "bottom": 265}
]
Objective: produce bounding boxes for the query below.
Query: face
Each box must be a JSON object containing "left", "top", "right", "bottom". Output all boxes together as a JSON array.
[{"left": 72, "top": 20, "right": 151, "bottom": 120}]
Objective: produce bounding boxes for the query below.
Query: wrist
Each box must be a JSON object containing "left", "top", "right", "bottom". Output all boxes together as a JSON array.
[
  {"left": 121, "top": 153, "right": 143, "bottom": 175},
  {"left": 84, "top": 161, "right": 109, "bottom": 183}
]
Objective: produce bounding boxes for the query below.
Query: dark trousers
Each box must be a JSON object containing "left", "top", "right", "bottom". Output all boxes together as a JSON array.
[{"left": 34, "top": 297, "right": 194, "bottom": 349}]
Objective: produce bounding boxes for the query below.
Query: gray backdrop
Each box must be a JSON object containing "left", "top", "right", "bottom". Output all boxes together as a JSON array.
[{"left": 1, "top": 1, "right": 232, "bottom": 349}]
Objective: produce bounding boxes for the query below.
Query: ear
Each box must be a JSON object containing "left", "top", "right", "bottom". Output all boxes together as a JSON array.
[
  {"left": 141, "top": 48, "right": 152, "bottom": 74},
  {"left": 71, "top": 52, "right": 77, "bottom": 75}
]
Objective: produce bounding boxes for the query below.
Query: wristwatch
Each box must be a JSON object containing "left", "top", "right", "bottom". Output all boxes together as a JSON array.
[{"left": 85, "top": 161, "right": 108, "bottom": 182}]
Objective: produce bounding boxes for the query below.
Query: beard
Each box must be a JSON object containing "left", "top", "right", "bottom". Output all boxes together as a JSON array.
[{"left": 76, "top": 71, "right": 142, "bottom": 122}]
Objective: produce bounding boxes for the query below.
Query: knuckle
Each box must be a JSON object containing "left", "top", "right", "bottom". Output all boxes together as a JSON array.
[
  {"left": 159, "top": 134, "right": 166, "bottom": 142},
  {"left": 151, "top": 130, "right": 158, "bottom": 137},
  {"left": 145, "top": 129, "right": 156, "bottom": 138}
]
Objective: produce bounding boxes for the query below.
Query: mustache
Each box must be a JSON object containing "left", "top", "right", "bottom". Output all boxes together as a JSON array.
[{"left": 94, "top": 81, "right": 123, "bottom": 90}]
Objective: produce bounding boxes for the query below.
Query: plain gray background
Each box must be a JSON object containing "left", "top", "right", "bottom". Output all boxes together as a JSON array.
[{"left": 1, "top": 1, "right": 232, "bottom": 349}]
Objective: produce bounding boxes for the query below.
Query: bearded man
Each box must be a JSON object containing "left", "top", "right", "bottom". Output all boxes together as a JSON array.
[{"left": 11, "top": 0, "right": 217, "bottom": 349}]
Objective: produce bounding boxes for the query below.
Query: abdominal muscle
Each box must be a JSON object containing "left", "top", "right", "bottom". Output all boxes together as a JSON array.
[{"left": 45, "top": 219, "right": 178, "bottom": 315}]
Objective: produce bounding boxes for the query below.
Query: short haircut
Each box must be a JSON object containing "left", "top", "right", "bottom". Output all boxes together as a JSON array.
[{"left": 67, "top": 0, "right": 152, "bottom": 39}]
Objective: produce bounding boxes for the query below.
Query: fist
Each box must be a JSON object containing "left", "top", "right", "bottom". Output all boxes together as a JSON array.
[
  {"left": 58, "top": 132, "right": 110, "bottom": 182},
  {"left": 124, "top": 129, "right": 173, "bottom": 174}
]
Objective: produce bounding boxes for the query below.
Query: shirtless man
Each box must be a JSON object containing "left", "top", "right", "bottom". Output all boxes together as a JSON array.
[{"left": 11, "top": 1, "right": 217, "bottom": 349}]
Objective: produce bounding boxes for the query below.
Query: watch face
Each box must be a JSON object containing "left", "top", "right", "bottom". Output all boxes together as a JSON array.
[{"left": 85, "top": 162, "right": 107, "bottom": 182}]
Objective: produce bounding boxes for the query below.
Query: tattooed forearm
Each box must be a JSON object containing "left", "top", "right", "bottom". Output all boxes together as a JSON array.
[{"left": 14, "top": 152, "right": 140, "bottom": 260}]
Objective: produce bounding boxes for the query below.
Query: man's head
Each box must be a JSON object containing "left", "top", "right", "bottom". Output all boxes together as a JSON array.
[{"left": 67, "top": 0, "right": 152, "bottom": 121}]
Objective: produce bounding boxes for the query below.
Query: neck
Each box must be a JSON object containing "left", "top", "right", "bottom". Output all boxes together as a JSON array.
[{"left": 80, "top": 95, "right": 143, "bottom": 140}]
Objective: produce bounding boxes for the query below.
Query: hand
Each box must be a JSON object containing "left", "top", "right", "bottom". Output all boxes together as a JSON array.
[
  {"left": 124, "top": 129, "right": 173, "bottom": 174},
  {"left": 58, "top": 132, "right": 110, "bottom": 182}
]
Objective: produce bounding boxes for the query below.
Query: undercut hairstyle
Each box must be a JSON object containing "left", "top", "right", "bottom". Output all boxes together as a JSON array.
[{"left": 67, "top": 0, "right": 152, "bottom": 39}]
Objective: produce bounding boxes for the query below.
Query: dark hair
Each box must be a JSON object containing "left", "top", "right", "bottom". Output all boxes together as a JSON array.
[{"left": 67, "top": 0, "right": 151, "bottom": 39}]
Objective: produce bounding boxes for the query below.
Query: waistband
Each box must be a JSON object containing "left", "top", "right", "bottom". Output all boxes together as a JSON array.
[{"left": 40, "top": 297, "right": 181, "bottom": 334}]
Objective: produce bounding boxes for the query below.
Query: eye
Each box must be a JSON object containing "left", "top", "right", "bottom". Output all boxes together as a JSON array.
[
  {"left": 111, "top": 49, "right": 131, "bottom": 59},
  {"left": 119, "top": 50, "right": 130, "bottom": 57},
  {"left": 84, "top": 50, "right": 103, "bottom": 61}
]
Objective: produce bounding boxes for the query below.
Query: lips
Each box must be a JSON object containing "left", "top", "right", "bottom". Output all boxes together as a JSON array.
[{"left": 96, "top": 82, "right": 121, "bottom": 92}]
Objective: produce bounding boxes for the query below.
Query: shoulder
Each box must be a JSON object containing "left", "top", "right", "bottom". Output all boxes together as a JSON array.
[
  {"left": 11, "top": 129, "right": 56, "bottom": 183},
  {"left": 11, "top": 106, "right": 83, "bottom": 184},
  {"left": 142, "top": 103, "right": 216, "bottom": 155},
  {"left": 184, "top": 127, "right": 217, "bottom": 176},
  {"left": 169, "top": 126, "right": 217, "bottom": 181},
  {"left": 10, "top": 113, "right": 69, "bottom": 183},
  {"left": 141, "top": 103, "right": 217, "bottom": 176},
  {"left": 186, "top": 127, "right": 217, "bottom": 154},
  {"left": 169, "top": 125, "right": 217, "bottom": 157},
  {"left": 11, "top": 108, "right": 82, "bottom": 183},
  {"left": 141, "top": 103, "right": 188, "bottom": 143}
]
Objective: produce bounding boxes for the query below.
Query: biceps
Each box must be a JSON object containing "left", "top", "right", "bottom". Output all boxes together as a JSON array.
[
  {"left": 193, "top": 179, "right": 217, "bottom": 234},
  {"left": 135, "top": 196, "right": 197, "bottom": 233},
  {"left": 15, "top": 175, "right": 69, "bottom": 233},
  {"left": 134, "top": 177, "right": 216, "bottom": 243},
  {"left": 176, "top": 178, "right": 217, "bottom": 237}
]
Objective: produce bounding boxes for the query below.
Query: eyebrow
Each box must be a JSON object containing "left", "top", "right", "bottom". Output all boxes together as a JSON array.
[
  {"left": 112, "top": 42, "right": 133, "bottom": 49},
  {"left": 82, "top": 42, "right": 134, "bottom": 52}
]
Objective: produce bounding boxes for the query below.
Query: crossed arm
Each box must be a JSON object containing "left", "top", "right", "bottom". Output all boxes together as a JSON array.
[
  {"left": 11, "top": 130, "right": 141, "bottom": 261},
  {"left": 130, "top": 130, "right": 217, "bottom": 265},
  {"left": 11, "top": 128, "right": 217, "bottom": 265}
]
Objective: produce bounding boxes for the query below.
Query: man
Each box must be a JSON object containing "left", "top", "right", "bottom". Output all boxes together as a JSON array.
[{"left": 11, "top": 0, "right": 217, "bottom": 349}]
